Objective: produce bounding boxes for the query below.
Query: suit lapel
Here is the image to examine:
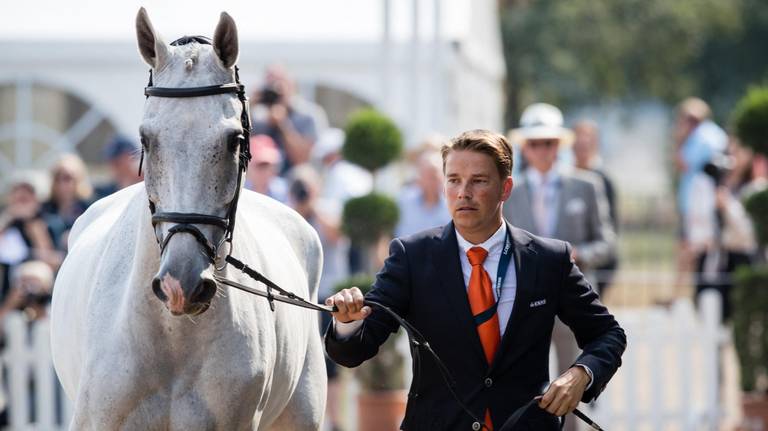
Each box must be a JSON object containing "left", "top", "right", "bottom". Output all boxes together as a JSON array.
[
  {"left": 435, "top": 222, "right": 488, "bottom": 367},
  {"left": 491, "top": 224, "right": 537, "bottom": 371}
]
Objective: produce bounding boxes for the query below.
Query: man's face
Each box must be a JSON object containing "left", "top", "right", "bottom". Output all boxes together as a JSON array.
[
  {"left": 522, "top": 139, "right": 560, "bottom": 173},
  {"left": 572, "top": 127, "right": 597, "bottom": 169},
  {"left": 444, "top": 150, "right": 512, "bottom": 239},
  {"left": 247, "top": 161, "right": 278, "bottom": 193}
]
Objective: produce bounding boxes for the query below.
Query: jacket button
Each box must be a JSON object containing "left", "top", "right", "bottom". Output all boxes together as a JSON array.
[
  {"left": 484, "top": 377, "right": 493, "bottom": 388},
  {"left": 472, "top": 422, "right": 481, "bottom": 430}
]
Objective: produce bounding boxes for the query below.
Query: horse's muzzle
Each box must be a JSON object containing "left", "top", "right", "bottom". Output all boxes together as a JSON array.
[{"left": 152, "top": 273, "right": 217, "bottom": 316}]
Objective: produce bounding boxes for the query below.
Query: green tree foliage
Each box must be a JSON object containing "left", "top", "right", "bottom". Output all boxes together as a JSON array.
[
  {"left": 499, "top": 0, "right": 766, "bottom": 127},
  {"left": 342, "top": 109, "right": 403, "bottom": 172}
]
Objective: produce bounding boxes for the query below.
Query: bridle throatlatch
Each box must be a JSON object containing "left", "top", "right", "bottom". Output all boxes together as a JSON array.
[{"left": 140, "top": 35, "right": 251, "bottom": 267}]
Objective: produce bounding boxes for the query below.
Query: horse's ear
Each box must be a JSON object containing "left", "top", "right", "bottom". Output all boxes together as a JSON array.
[
  {"left": 213, "top": 12, "right": 239, "bottom": 69},
  {"left": 135, "top": 7, "right": 169, "bottom": 69}
]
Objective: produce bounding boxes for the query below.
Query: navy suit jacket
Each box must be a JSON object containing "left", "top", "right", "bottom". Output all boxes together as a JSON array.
[{"left": 325, "top": 222, "right": 626, "bottom": 430}]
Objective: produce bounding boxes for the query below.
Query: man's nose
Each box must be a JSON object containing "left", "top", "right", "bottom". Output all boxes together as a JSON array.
[{"left": 456, "top": 182, "right": 472, "bottom": 199}]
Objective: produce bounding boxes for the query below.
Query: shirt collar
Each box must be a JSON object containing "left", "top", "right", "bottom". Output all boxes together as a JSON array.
[
  {"left": 455, "top": 222, "right": 508, "bottom": 257},
  {"left": 526, "top": 167, "right": 560, "bottom": 186}
]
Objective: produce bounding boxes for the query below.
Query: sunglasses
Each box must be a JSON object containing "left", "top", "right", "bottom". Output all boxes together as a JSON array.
[{"left": 527, "top": 139, "right": 559, "bottom": 149}]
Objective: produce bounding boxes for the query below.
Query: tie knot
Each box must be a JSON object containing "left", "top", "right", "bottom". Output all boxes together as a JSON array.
[{"left": 467, "top": 246, "right": 488, "bottom": 266}]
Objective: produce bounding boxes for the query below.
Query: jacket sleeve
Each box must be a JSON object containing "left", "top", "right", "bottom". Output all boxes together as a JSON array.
[
  {"left": 557, "top": 242, "right": 626, "bottom": 402},
  {"left": 574, "top": 177, "right": 617, "bottom": 269},
  {"left": 324, "top": 238, "right": 411, "bottom": 368}
]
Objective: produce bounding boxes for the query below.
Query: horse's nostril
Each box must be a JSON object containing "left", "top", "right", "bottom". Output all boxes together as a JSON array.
[
  {"left": 190, "top": 278, "right": 217, "bottom": 305},
  {"left": 152, "top": 277, "right": 167, "bottom": 301}
]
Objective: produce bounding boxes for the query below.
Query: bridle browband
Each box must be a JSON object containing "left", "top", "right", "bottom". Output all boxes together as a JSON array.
[{"left": 141, "top": 35, "right": 251, "bottom": 266}]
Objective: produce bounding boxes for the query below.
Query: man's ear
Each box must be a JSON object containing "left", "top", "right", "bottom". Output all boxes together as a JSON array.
[{"left": 501, "top": 176, "right": 514, "bottom": 201}]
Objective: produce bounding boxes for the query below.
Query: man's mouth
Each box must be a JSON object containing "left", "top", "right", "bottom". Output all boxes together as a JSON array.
[{"left": 457, "top": 206, "right": 476, "bottom": 211}]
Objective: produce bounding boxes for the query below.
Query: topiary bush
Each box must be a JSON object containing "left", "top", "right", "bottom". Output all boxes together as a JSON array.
[
  {"left": 732, "top": 86, "right": 768, "bottom": 156},
  {"left": 342, "top": 193, "right": 399, "bottom": 246},
  {"left": 732, "top": 265, "right": 768, "bottom": 393},
  {"left": 343, "top": 109, "right": 403, "bottom": 172}
]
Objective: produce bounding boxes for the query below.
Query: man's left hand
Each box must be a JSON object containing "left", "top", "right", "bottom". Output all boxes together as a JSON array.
[{"left": 537, "top": 366, "right": 590, "bottom": 416}]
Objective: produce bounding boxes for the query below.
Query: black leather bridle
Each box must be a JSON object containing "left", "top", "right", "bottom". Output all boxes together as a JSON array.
[{"left": 140, "top": 35, "right": 251, "bottom": 266}]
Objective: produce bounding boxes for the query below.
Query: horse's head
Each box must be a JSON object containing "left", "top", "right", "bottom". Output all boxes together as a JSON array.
[{"left": 135, "top": 8, "right": 247, "bottom": 316}]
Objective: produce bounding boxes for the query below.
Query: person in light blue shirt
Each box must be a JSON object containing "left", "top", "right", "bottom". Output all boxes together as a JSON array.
[
  {"left": 675, "top": 98, "right": 727, "bottom": 221},
  {"left": 395, "top": 152, "right": 451, "bottom": 237}
]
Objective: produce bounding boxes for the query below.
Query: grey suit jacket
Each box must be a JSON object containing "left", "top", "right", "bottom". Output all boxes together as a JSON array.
[{"left": 503, "top": 169, "right": 616, "bottom": 269}]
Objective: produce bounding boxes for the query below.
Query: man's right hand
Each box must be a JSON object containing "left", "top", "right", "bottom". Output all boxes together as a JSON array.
[{"left": 325, "top": 287, "right": 371, "bottom": 323}]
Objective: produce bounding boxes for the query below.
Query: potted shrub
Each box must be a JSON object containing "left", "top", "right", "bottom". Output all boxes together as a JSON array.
[
  {"left": 341, "top": 109, "right": 403, "bottom": 271},
  {"left": 731, "top": 86, "right": 768, "bottom": 427},
  {"left": 333, "top": 275, "right": 407, "bottom": 431}
]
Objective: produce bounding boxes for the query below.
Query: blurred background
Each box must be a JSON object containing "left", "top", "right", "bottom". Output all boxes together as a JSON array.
[{"left": 1, "top": 0, "right": 767, "bottom": 430}]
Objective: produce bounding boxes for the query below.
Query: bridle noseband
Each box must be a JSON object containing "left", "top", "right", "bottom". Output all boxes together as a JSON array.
[{"left": 141, "top": 35, "right": 251, "bottom": 266}]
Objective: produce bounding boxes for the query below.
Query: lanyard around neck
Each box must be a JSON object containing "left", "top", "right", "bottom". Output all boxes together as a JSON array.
[{"left": 494, "top": 229, "right": 513, "bottom": 300}]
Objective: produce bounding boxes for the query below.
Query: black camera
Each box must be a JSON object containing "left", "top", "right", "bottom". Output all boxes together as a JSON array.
[
  {"left": 290, "top": 180, "right": 310, "bottom": 203},
  {"left": 703, "top": 154, "right": 733, "bottom": 186},
  {"left": 259, "top": 84, "right": 283, "bottom": 106}
]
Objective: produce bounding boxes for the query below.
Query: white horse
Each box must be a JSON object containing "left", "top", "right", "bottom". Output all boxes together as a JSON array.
[{"left": 51, "top": 9, "right": 326, "bottom": 430}]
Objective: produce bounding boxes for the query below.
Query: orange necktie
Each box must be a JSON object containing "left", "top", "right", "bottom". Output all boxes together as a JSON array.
[{"left": 467, "top": 246, "right": 501, "bottom": 430}]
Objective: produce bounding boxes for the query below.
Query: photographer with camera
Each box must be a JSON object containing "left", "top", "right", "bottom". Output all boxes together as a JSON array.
[
  {"left": 0, "top": 260, "right": 53, "bottom": 325},
  {"left": 251, "top": 65, "right": 324, "bottom": 175},
  {"left": 688, "top": 138, "right": 757, "bottom": 320}
]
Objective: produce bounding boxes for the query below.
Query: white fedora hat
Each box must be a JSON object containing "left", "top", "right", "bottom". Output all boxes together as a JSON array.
[{"left": 508, "top": 103, "right": 574, "bottom": 148}]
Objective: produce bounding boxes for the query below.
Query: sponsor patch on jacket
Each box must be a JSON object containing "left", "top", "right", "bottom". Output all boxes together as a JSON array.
[{"left": 530, "top": 299, "right": 547, "bottom": 308}]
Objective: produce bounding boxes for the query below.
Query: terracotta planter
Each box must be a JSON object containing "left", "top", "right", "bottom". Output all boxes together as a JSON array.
[
  {"left": 357, "top": 390, "right": 407, "bottom": 431},
  {"left": 742, "top": 393, "right": 768, "bottom": 430}
]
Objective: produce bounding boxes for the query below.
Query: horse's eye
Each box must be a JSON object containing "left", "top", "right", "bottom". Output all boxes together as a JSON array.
[
  {"left": 140, "top": 135, "right": 149, "bottom": 150},
  {"left": 228, "top": 133, "right": 245, "bottom": 153}
]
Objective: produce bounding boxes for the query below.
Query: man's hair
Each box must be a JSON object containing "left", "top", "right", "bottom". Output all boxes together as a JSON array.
[{"left": 441, "top": 129, "right": 513, "bottom": 179}]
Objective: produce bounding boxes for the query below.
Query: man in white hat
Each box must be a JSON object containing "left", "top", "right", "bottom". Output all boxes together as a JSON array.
[
  {"left": 504, "top": 103, "right": 615, "bottom": 270},
  {"left": 504, "top": 103, "right": 616, "bottom": 431}
]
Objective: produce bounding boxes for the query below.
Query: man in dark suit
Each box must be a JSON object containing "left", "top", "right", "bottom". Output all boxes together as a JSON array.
[{"left": 325, "top": 130, "right": 625, "bottom": 430}]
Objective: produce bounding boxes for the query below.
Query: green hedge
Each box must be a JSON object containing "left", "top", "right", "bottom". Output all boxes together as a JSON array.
[
  {"left": 732, "top": 265, "right": 768, "bottom": 392},
  {"left": 745, "top": 188, "right": 768, "bottom": 247}
]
